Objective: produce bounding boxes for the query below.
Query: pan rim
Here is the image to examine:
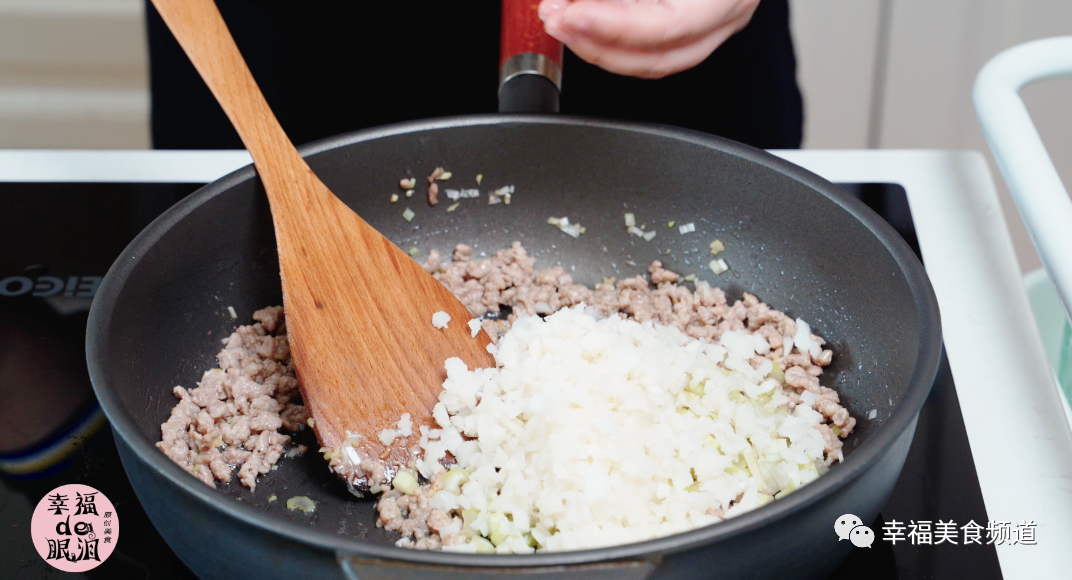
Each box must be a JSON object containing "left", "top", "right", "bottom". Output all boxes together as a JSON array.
[{"left": 86, "top": 114, "right": 942, "bottom": 568}]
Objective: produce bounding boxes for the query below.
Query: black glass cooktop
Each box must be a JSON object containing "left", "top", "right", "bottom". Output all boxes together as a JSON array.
[{"left": 0, "top": 181, "right": 1001, "bottom": 579}]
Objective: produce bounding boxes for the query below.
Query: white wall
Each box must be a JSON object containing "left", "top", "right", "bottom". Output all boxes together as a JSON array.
[
  {"left": 791, "top": 0, "right": 1072, "bottom": 273},
  {"left": 0, "top": 0, "right": 149, "bottom": 149}
]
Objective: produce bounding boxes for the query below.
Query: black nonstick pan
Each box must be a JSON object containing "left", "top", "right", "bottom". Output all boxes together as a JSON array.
[{"left": 86, "top": 4, "right": 941, "bottom": 579}]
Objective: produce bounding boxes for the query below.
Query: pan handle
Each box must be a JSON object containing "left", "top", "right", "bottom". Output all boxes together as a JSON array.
[
  {"left": 499, "top": 0, "right": 564, "bottom": 113},
  {"left": 337, "top": 553, "right": 658, "bottom": 580}
]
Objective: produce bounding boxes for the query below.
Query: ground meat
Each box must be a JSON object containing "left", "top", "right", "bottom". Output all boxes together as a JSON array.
[
  {"left": 156, "top": 306, "right": 305, "bottom": 491},
  {"left": 816, "top": 424, "right": 844, "bottom": 466},
  {"left": 375, "top": 485, "right": 459, "bottom": 550}
]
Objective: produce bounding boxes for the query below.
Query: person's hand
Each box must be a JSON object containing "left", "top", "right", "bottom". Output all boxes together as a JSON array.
[{"left": 537, "top": 0, "right": 760, "bottom": 79}]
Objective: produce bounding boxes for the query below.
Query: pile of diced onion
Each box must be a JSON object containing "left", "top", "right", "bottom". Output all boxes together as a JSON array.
[{"left": 401, "top": 306, "right": 830, "bottom": 553}]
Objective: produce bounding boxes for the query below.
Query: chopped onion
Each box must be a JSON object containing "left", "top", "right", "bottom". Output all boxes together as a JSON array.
[
  {"left": 378, "top": 428, "right": 398, "bottom": 446},
  {"left": 432, "top": 311, "right": 451, "bottom": 329},
  {"left": 709, "top": 258, "right": 729, "bottom": 275},
  {"left": 678, "top": 222, "right": 696, "bottom": 234},
  {"left": 392, "top": 469, "right": 419, "bottom": 495},
  {"left": 624, "top": 213, "right": 636, "bottom": 227},
  {"left": 402, "top": 208, "right": 416, "bottom": 222},
  {"left": 286, "top": 496, "right": 316, "bottom": 514}
]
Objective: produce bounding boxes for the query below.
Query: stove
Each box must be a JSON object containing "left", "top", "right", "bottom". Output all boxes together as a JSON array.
[{"left": 0, "top": 167, "right": 1003, "bottom": 579}]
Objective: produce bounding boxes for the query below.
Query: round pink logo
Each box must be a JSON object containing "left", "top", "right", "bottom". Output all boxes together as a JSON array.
[{"left": 31, "top": 484, "right": 118, "bottom": 572}]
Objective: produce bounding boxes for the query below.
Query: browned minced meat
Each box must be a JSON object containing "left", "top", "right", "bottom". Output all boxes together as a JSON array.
[
  {"left": 156, "top": 306, "right": 308, "bottom": 491},
  {"left": 376, "top": 485, "right": 466, "bottom": 550}
]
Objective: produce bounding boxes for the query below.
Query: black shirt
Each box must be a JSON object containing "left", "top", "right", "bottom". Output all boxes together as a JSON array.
[{"left": 146, "top": 0, "right": 802, "bottom": 150}]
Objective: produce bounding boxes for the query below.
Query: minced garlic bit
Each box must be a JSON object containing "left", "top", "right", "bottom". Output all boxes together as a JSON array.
[
  {"left": 446, "top": 202, "right": 460, "bottom": 213},
  {"left": 390, "top": 193, "right": 399, "bottom": 203},
  {"left": 432, "top": 311, "right": 451, "bottom": 329},
  {"left": 406, "top": 189, "right": 414, "bottom": 198},
  {"left": 227, "top": 306, "right": 237, "bottom": 319},
  {"left": 678, "top": 222, "right": 696, "bottom": 234},
  {"left": 286, "top": 496, "right": 316, "bottom": 514},
  {"left": 307, "top": 418, "right": 315, "bottom": 428},
  {"left": 399, "top": 177, "right": 416, "bottom": 190},
  {"left": 268, "top": 495, "right": 277, "bottom": 502},
  {"left": 476, "top": 173, "right": 483, "bottom": 185},
  {"left": 683, "top": 273, "right": 697, "bottom": 282},
  {"left": 491, "top": 185, "right": 514, "bottom": 205},
  {"left": 668, "top": 220, "right": 676, "bottom": 227},
  {"left": 548, "top": 216, "right": 584, "bottom": 238},
  {"left": 488, "top": 193, "right": 502, "bottom": 205},
  {"left": 445, "top": 189, "right": 479, "bottom": 202},
  {"left": 438, "top": 171, "right": 452, "bottom": 181},
  {"left": 408, "top": 247, "right": 420, "bottom": 257},
  {"left": 402, "top": 208, "right": 416, "bottom": 222},
  {"left": 709, "top": 258, "right": 729, "bottom": 275},
  {"left": 710, "top": 239, "right": 726, "bottom": 255}
]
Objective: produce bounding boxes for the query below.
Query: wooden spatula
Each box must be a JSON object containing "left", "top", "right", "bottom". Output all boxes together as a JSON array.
[{"left": 149, "top": 0, "right": 495, "bottom": 486}]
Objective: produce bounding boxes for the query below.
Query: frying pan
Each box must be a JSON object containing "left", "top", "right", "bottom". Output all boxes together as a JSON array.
[{"left": 86, "top": 4, "right": 941, "bottom": 579}]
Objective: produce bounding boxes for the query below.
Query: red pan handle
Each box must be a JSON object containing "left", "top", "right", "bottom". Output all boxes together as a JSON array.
[{"left": 499, "top": 0, "right": 564, "bottom": 113}]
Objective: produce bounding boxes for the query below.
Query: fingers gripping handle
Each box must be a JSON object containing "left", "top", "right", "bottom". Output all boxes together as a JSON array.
[{"left": 499, "top": 0, "right": 564, "bottom": 113}]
